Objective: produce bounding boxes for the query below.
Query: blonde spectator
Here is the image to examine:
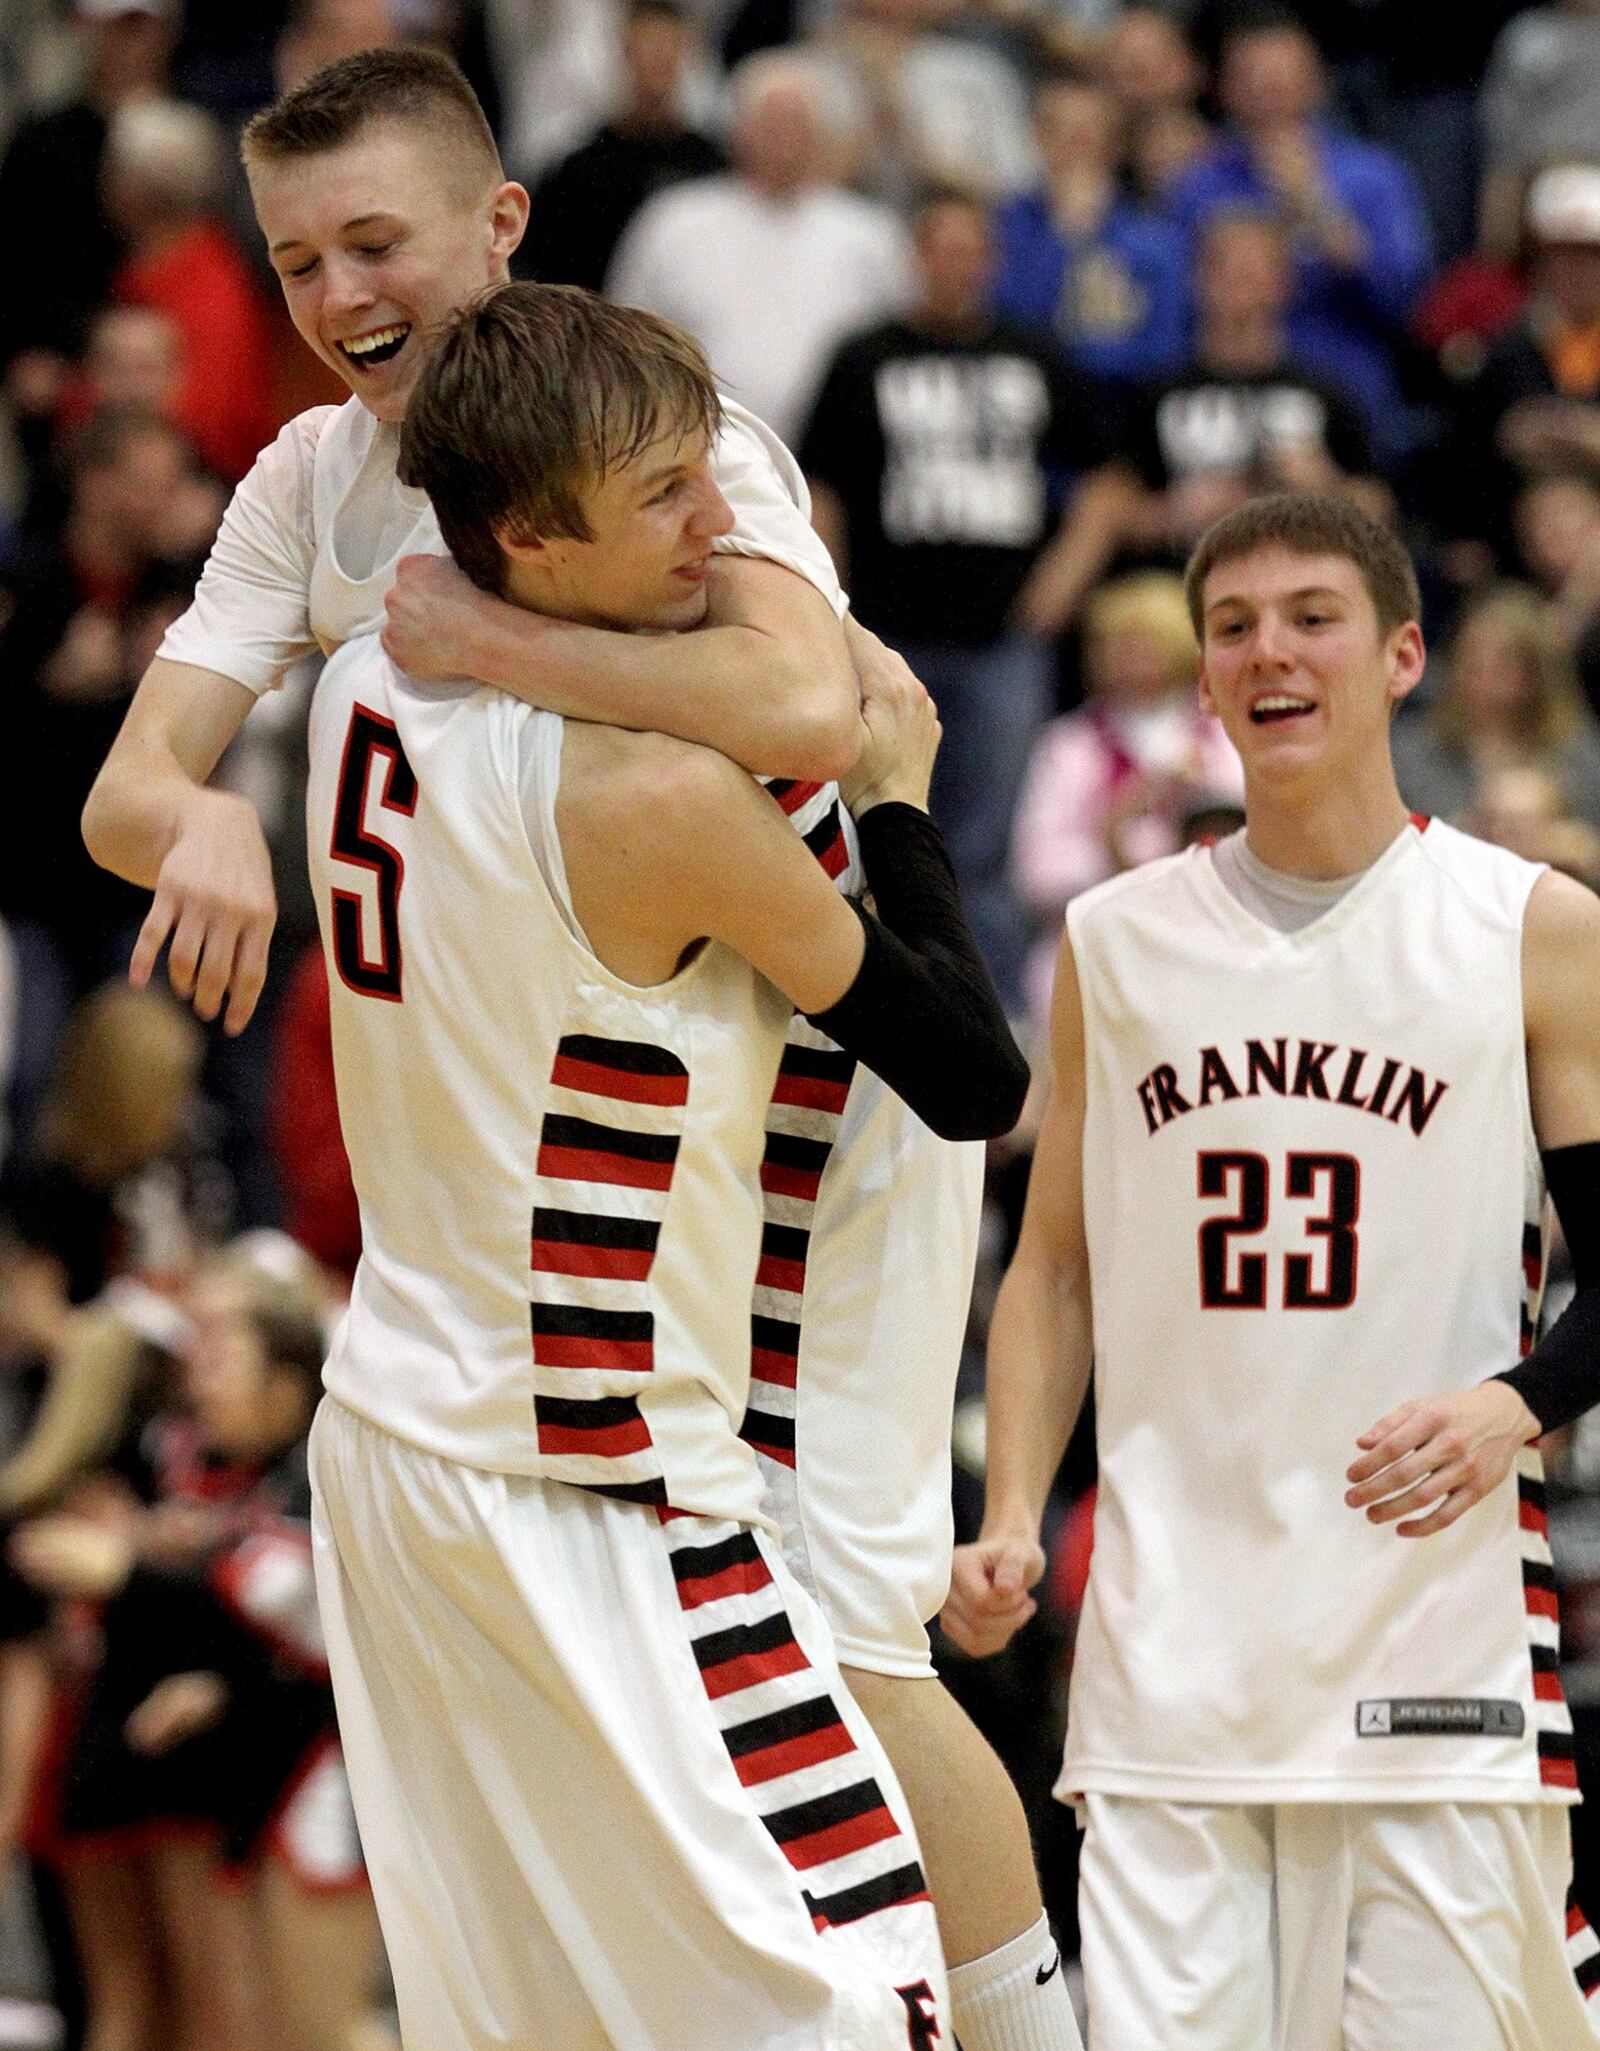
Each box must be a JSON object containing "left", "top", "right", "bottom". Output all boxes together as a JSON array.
[
  {"left": 1392, "top": 582, "right": 1600, "bottom": 827},
  {"left": 1011, "top": 571, "right": 1242, "bottom": 1021},
  {"left": 101, "top": 97, "right": 276, "bottom": 481}
]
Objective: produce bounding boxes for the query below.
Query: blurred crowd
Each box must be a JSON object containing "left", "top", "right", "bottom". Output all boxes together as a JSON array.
[{"left": 8, "top": 0, "right": 1600, "bottom": 2039}]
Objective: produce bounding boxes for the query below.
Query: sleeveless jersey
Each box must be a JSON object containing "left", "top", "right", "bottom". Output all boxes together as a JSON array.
[
  {"left": 739, "top": 781, "right": 984, "bottom": 1636},
  {"left": 306, "top": 635, "right": 793, "bottom": 1525},
  {"left": 1063, "top": 819, "right": 1573, "bottom": 1805}
]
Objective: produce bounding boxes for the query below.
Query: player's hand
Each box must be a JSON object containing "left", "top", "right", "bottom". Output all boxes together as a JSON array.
[
  {"left": 837, "top": 618, "right": 939, "bottom": 816},
  {"left": 129, "top": 787, "right": 276, "bottom": 1035},
  {"left": 125, "top": 1671, "right": 228, "bottom": 1755},
  {"left": 9, "top": 1515, "right": 134, "bottom": 1600},
  {"left": 381, "top": 553, "right": 487, "bottom": 681},
  {"left": 940, "top": 1534, "right": 1046, "bottom": 1657},
  {"left": 1345, "top": 1380, "right": 1542, "bottom": 1539}
]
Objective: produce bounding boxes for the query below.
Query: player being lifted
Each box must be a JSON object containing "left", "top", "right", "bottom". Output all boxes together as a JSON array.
[
  {"left": 947, "top": 492, "right": 1600, "bottom": 2049},
  {"left": 297, "top": 281, "right": 1037, "bottom": 2048},
  {"left": 83, "top": 47, "right": 1081, "bottom": 2051}
]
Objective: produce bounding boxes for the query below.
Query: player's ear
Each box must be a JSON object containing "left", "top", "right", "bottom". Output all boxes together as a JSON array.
[
  {"left": 1384, "top": 620, "right": 1425, "bottom": 710},
  {"left": 494, "top": 521, "right": 547, "bottom": 567},
  {"left": 489, "top": 181, "right": 530, "bottom": 267}
]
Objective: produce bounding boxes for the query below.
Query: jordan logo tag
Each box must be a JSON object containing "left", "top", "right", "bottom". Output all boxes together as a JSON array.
[{"left": 1356, "top": 1697, "right": 1524, "bottom": 1738}]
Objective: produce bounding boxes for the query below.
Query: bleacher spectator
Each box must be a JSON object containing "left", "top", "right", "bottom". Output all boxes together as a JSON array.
[
  {"left": 1392, "top": 582, "right": 1600, "bottom": 829},
  {"left": 0, "top": 0, "right": 177, "bottom": 502},
  {"left": 1448, "top": 164, "right": 1600, "bottom": 568},
  {"left": 1117, "top": 209, "right": 1386, "bottom": 561},
  {"left": 800, "top": 187, "right": 1118, "bottom": 1011},
  {"left": 488, "top": 0, "right": 724, "bottom": 186},
  {"left": 1516, "top": 465, "right": 1600, "bottom": 711},
  {"left": 608, "top": 50, "right": 912, "bottom": 443},
  {"left": 0, "top": 983, "right": 209, "bottom": 1311},
  {"left": 517, "top": 0, "right": 726, "bottom": 295},
  {"left": 1125, "top": 99, "right": 1214, "bottom": 207},
  {"left": 1010, "top": 569, "right": 1242, "bottom": 1020},
  {"left": 1164, "top": 7, "right": 1431, "bottom": 457},
  {"left": 1098, "top": 3, "right": 1205, "bottom": 123},
  {"left": 0, "top": 411, "right": 220, "bottom": 1130},
  {"left": 994, "top": 68, "right": 1189, "bottom": 387},
  {"left": 1479, "top": 0, "right": 1600, "bottom": 257},
  {"left": 810, "top": 0, "right": 1039, "bottom": 207},
  {"left": 102, "top": 97, "right": 277, "bottom": 482}
]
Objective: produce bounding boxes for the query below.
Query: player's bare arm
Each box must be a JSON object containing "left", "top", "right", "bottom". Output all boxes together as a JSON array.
[
  {"left": 1348, "top": 867, "right": 1600, "bottom": 1537},
  {"left": 81, "top": 658, "right": 276, "bottom": 1037},
  {"left": 942, "top": 935, "right": 1095, "bottom": 1658},
  {"left": 560, "top": 641, "right": 1027, "bottom": 1141},
  {"left": 380, "top": 548, "right": 862, "bottom": 783}
]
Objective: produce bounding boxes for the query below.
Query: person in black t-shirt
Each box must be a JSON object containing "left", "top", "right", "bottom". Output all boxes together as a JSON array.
[
  {"left": 515, "top": 0, "right": 726, "bottom": 295},
  {"left": 1121, "top": 208, "right": 1385, "bottom": 562},
  {"left": 800, "top": 189, "right": 1120, "bottom": 1012}
]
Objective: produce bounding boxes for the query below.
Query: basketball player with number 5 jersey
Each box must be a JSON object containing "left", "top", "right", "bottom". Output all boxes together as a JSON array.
[{"left": 946, "top": 493, "right": 1600, "bottom": 2048}]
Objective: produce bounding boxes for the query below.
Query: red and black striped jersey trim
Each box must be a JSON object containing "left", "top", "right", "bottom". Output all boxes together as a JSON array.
[
  {"left": 1567, "top": 1884, "right": 1600, "bottom": 1999},
  {"left": 538, "top": 1113, "right": 680, "bottom": 1191},
  {"left": 658, "top": 1512, "right": 930, "bottom": 1934},
  {"left": 742, "top": 1028, "right": 857, "bottom": 1480},
  {"left": 530, "top": 1030, "right": 690, "bottom": 1505},
  {"left": 765, "top": 779, "right": 825, "bottom": 817},
  {"left": 551, "top": 1034, "right": 690, "bottom": 1107},
  {"left": 532, "top": 1207, "right": 660, "bottom": 1283},
  {"left": 531, "top": 1303, "right": 655, "bottom": 1372},
  {"left": 803, "top": 802, "right": 850, "bottom": 881}
]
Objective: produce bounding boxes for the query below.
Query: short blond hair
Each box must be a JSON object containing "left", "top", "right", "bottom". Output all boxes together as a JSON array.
[{"left": 1084, "top": 572, "right": 1199, "bottom": 688}]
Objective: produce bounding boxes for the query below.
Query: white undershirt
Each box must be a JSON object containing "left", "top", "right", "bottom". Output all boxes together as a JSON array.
[{"left": 1210, "top": 827, "right": 1368, "bottom": 934}]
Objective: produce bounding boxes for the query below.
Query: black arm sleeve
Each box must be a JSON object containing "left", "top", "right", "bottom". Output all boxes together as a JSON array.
[
  {"left": 1494, "top": 1141, "right": 1600, "bottom": 1432},
  {"left": 803, "top": 802, "right": 1030, "bottom": 1142}
]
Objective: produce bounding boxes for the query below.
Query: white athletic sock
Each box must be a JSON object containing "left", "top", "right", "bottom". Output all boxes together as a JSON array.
[{"left": 947, "top": 1911, "right": 1083, "bottom": 2051}]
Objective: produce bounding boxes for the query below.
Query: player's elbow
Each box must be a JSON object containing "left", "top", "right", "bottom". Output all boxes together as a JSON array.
[
  {"left": 921, "top": 1040, "right": 1032, "bottom": 1144},
  {"left": 761, "top": 641, "right": 861, "bottom": 784},
  {"left": 81, "top": 769, "right": 120, "bottom": 874}
]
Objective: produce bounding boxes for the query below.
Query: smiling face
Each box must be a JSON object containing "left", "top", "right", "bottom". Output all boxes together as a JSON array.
[
  {"left": 248, "top": 120, "right": 528, "bottom": 422},
  {"left": 1196, "top": 547, "right": 1424, "bottom": 786},
  {"left": 502, "top": 423, "right": 735, "bottom": 632}
]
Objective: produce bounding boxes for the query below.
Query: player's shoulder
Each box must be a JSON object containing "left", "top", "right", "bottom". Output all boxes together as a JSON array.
[
  {"left": 1067, "top": 845, "right": 1204, "bottom": 933},
  {"left": 1524, "top": 863, "right": 1600, "bottom": 959},
  {"left": 237, "top": 400, "right": 348, "bottom": 510},
  {"left": 562, "top": 722, "right": 749, "bottom": 822},
  {"left": 261, "top": 399, "right": 347, "bottom": 466},
  {"left": 1412, "top": 816, "right": 1545, "bottom": 930}
]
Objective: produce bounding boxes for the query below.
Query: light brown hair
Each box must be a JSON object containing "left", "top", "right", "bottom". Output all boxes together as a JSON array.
[
  {"left": 240, "top": 45, "right": 501, "bottom": 188},
  {"left": 1435, "top": 582, "right": 1594, "bottom": 754},
  {"left": 399, "top": 281, "right": 721, "bottom": 596},
  {"left": 1184, "top": 491, "right": 1420, "bottom": 640}
]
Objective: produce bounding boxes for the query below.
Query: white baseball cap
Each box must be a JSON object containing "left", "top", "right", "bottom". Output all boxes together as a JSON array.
[
  {"left": 1527, "top": 164, "right": 1600, "bottom": 246},
  {"left": 74, "top": 0, "right": 180, "bottom": 23}
]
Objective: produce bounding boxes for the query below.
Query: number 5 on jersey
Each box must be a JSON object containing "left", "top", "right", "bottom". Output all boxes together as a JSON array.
[
  {"left": 1197, "top": 1149, "right": 1360, "bottom": 1310},
  {"left": 330, "top": 705, "right": 418, "bottom": 1002}
]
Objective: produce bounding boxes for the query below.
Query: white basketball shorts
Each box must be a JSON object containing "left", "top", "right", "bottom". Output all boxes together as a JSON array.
[
  {"left": 308, "top": 1397, "right": 949, "bottom": 2051},
  {"left": 1078, "top": 1791, "right": 1600, "bottom": 2050}
]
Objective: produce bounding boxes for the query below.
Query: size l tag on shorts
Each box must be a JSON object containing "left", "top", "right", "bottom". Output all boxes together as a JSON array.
[{"left": 1355, "top": 1697, "right": 1525, "bottom": 1738}]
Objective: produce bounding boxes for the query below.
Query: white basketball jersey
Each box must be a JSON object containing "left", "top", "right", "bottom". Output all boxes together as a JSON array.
[
  {"left": 1063, "top": 819, "right": 1574, "bottom": 1805},
  {"left": 737, "top": 777, "right": 984, "bottom": 1637},
  {"left": 306, "top": 636, "right": 794, "bottom": 1525}
]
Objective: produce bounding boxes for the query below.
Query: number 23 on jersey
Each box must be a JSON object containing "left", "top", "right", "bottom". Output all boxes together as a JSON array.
[{"left": 1197, "top": 1149, "right": 1360, "bottom": 1310}]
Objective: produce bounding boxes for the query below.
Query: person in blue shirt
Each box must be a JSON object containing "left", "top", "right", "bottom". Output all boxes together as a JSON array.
[
  {"left": 994, "top": 69, "right": 1190, "bottom": 388},
  {"left": 1164, "top": 7, "right": 1431, "bottom": 459}
]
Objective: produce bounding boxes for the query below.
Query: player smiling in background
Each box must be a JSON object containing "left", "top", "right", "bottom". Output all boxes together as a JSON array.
[{"left": 949, "top": 493, "right": 1600, "bottom": 2049}]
